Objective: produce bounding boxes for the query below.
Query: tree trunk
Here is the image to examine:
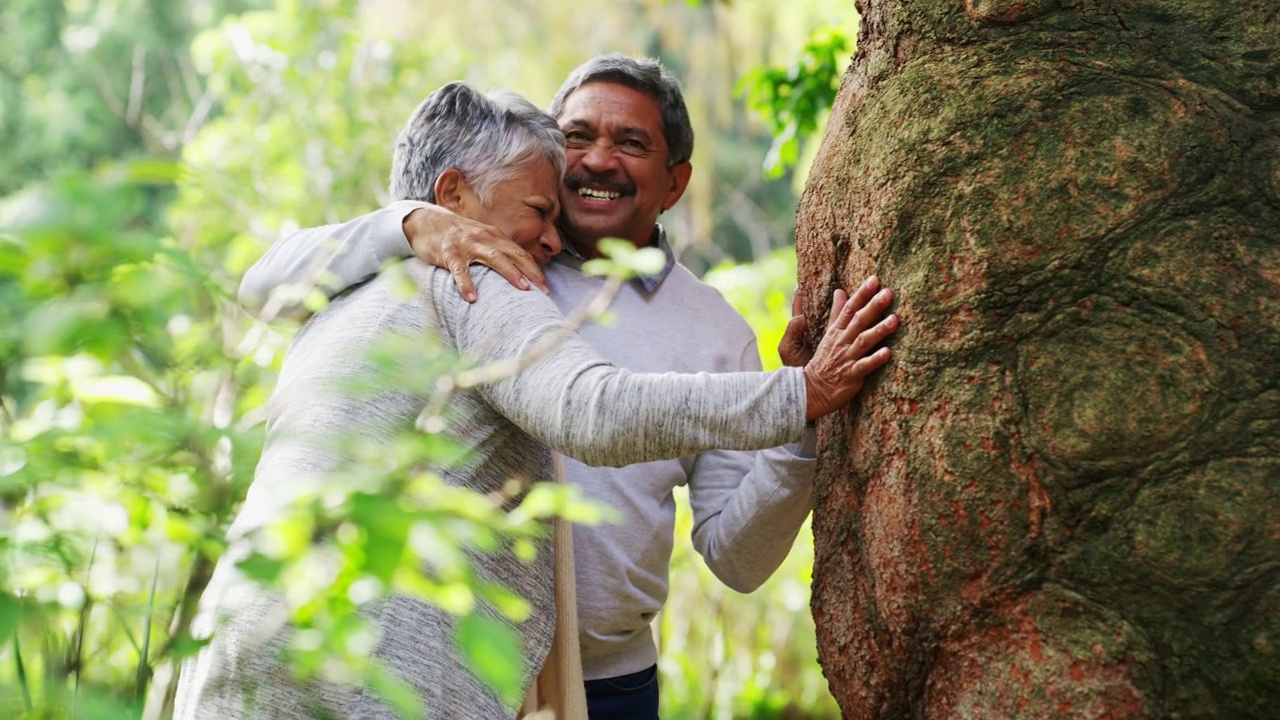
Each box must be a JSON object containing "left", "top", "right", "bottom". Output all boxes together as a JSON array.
[{"left": 796, "top": 1, "right": 1280, "bottom": 718}]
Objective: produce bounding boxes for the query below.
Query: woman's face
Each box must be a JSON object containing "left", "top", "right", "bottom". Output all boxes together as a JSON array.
[{"left": 462, "top": 157, "right": 563, "bottom": 266}]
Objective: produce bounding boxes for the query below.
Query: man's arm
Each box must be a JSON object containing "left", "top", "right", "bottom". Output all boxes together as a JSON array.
[
  {"left": 238, "top": 203, "right": 421, "bottom": 319},
  {"left": 685, "top": 333, "right": 818, "bottom": 593},
  {"left": 238, "top": 202, "right": 547, "bottom": 320},
  {"left": 685, "top": 288, "right": 860, "bottom": 592}
]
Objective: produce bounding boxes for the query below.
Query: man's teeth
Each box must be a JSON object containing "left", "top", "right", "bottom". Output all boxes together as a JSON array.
[{"left": 578, "top": 188, "right": 621, "bottom": 200}]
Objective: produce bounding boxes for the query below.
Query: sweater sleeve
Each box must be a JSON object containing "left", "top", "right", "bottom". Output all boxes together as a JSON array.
[
  {"left": 237, "top": 202, "right": 426, "bottom": 318},
  {"left": 433, "top": 266, "right": 808, "bottom": 468},
  {"left": 684, "top": 328, "right": 819, "bottom": 593}
]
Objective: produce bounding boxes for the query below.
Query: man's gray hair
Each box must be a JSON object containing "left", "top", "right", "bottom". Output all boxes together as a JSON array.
[
  {"left": 549, "top": 54, "right": 694, "bottom": 168},
  {"left": 391, "top": 82, "right": 565, "bottom": 203}
]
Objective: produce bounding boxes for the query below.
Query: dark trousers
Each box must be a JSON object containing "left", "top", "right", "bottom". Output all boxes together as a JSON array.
[{"left": 583, "top": 664, "right": 660, "bottom": 720}]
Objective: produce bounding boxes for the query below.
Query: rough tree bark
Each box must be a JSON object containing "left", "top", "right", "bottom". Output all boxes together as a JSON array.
[{"left": 796, "top": 1, "right": 1279, "bottom": 718}]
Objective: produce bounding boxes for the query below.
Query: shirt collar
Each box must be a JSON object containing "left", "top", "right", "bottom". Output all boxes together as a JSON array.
[{"left": 559, "top": 225, "right": 677, "bottom": 294}]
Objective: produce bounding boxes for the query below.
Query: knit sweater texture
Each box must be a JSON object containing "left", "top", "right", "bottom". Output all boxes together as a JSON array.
[
  {"left": 236, "top": 203, "right": 820, "bottom": 680},
  {"left": 178, "top": 255, "right": 807, "bottom": 718}
]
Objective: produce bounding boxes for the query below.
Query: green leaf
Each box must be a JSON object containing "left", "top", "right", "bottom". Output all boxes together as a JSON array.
[
  {"left": 739, "top": 24, "right": 852, "bottom": 177},
  {"left": 235, "top": 552, "right": 287, "bottom": 583},
  {"left": 0, "top": 594, "right": 22, "bottom": 643},
  {"left": 628, "top": 247, "right": 668, "bottom": 276},
  {"left": 366, "top": 664, "right": 423, "bottom": 720},
  {"left": 168, "top": 634, "right": 214, "bottom": 660},
  {"left": 73, "top": 376, "right": 161, "bottom": 407},
  {"left": 351, "top": 493, "right": 411, "bottom": 583},
  {"left": 476, "top": 581, "right": 532, "bottom": 623},
  {"left": 580, "top": 258, "right": 613, "bottom": 277},
  {"left": 453, "top": 613, "right": 525, "bottom": 707}
]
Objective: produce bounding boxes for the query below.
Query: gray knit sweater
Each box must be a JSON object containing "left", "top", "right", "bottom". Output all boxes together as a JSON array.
[
  {"left": 237, "top": 202, "right": 821, "bottom": 681},
  {"left": 176, "top": 259, "right": 806, "bottom": 719}
]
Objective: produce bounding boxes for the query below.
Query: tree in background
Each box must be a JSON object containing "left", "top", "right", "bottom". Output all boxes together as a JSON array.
[
  {"left": 796, "top": 0, "right": 1279, "bottom": 717},
  {"left": 0, "top": 0, "right": 262, "bottom": 198}
]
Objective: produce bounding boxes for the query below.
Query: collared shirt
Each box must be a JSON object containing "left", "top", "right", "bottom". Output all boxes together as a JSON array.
[{"left": 559, "top": 225, "right": 677, "bottom": 294}]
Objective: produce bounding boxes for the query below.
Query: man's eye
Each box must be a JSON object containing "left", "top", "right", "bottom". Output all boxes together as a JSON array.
[{"left": 565, "top": 132, "right": 590, "bottom": 146}]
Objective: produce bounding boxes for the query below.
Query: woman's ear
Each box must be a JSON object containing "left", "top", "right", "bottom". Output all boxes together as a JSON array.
[{"left": 433, "top": 168, "right": 472, "bottom": 212}]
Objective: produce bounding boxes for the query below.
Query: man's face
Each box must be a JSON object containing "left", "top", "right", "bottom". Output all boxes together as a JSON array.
[
  {"left": 556, "top": 82, "right": 692, "bottom": 252},
  {"left": 464, "top": 158, "right": 562, "bottom": 266}
]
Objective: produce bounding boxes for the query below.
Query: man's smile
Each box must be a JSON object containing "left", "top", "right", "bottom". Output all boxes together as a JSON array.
[{"left": 577, "top": 187, "right": 623, "bottom": 200}]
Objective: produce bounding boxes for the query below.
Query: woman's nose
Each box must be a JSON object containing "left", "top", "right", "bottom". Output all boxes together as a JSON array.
[{"left": 540, "top": 222, "right": 563, "bottom": 258}]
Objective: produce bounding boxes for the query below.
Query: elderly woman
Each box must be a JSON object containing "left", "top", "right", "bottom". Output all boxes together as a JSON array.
[{"left": 175, "top": 82, "right": 895, "bottom": 719}]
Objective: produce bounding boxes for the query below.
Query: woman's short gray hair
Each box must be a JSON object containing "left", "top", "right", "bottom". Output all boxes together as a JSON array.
[
  {"left": 390, "top": 82, "right": 565, "bottom": 204},
  {"left": 549, "top": 54, "right": 694, "bottom": 168}
]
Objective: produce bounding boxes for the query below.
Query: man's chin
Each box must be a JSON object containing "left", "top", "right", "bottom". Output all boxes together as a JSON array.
[{"left": 561, "top": 217, "right": 630, "bottom": 246}]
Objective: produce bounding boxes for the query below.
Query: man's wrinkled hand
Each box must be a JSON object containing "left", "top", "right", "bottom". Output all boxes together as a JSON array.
[
  {"left": 403, "top": 207, "right": 548, "bottom": 302},
  {"left": 778, "top": 293, "right": 813, "bottom": 367},
  {"left": 802, "top": 276, "right": 898, "bottom": 421}
]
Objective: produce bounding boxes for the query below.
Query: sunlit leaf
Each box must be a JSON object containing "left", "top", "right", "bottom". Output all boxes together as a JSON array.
[
  {"left": 453, "top": 613, "right": 525, "bottom": 707},
  {"left": 236, "top": 552, "right": 287, "bottom": 584},
  {"left": 168, "top": 634, "right": 214, "bottom": 660},
  {"left": 366, "top": 664, "right": 423, "bottom": 720},
  {"left": 74, "top": 376, "right": 161, "bottom": 407}
]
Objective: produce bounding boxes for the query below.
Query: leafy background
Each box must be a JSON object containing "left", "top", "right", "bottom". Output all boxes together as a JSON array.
[{"left": 0, "top": 0, "right": 854, "bottom": 717}]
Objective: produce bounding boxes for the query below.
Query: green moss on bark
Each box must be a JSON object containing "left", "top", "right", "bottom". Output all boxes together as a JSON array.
[{"left": 801, "top": 1, "right": 1280, "bottom": 717}]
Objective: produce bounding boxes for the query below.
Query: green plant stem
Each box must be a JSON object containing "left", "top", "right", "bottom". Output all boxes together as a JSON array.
[
  {"left": 71, "top": 541, "right": 99, "bottom": 716},
  {"left": 155, "top": 551, "right": 214, "bottom": 663},
  {"left": 14, "top": 630, "right": 32, "bottom": 713}
]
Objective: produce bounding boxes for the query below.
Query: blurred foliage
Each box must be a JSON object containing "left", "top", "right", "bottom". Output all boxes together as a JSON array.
[
  {"left": 0, "top": 164, "right": 265, "bottom": 717},
  {"left": 704, "top": 248, "right": 801, "bottom": 373},
  {"left": 0, "top": 0, "right": 262, "bottom": 198},
  {"left": 0, "top": 166, "right": 609, "bottom": 719},
  {"left": 173, "top": 0, "right": 443, "bottom": 249},
  {"left": 739, "top": 26, "right": 853, "bottom": 179},
  {"left": 2, "top": 0, "right": 858, "bottom": 717}
]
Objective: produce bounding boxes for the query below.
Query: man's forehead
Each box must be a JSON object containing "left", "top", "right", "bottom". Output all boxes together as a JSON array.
[
  {"left": 557, "top": 82, "right": 661, "bottom": 121},
  {"left": 561, "top": 116, "right": 654, "bottom": 136}
]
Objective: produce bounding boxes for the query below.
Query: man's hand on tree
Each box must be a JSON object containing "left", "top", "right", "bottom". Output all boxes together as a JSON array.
[
  {"left": 803, "top": 276, "right": 898, "bottom": 421},
  {"left": 403, "top": 206, "right": 548, "bottom": 302},
  {"left": 779, "top": 292, "right": 813, "bottom": 367}
]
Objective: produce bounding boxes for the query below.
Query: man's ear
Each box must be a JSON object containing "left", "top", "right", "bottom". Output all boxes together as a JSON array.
[
  {"left": 433, "top": 168, "right": 473, "bottom": 213},
  {"left": 661, "top": 161, "right": 693, "bottom": 212}
]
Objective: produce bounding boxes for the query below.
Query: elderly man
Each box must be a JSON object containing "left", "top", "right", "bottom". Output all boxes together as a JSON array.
[{"left": 238, "top": 56, "right": 892, "bottom": 719}]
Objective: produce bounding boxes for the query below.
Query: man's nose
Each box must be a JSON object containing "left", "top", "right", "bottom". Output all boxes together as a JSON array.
[{"left": 580, "top": 140, "right": 620, "bottom": 172}]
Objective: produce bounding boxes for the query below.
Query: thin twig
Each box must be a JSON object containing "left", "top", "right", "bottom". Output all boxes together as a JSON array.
[
  {"left": 0, "top": 365, "right": 15, "bottom": 426},
  {"left": 182, "top": 88, "right": 216, "bottom": 146},
  {"left": 126, "top": 44, "right": 148, "bottom": 129},
  {"left": 110, "top": 604, "right": 143, "bottom": 656},
  {"left": 89, "top": 60, "right": 126, "bottom": 118},
  {"left": 70, "top": 541, "right": 98, "bottom": 715},
  {"left": 134, "top": 556, "right": 161, "bottom": 711}
]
